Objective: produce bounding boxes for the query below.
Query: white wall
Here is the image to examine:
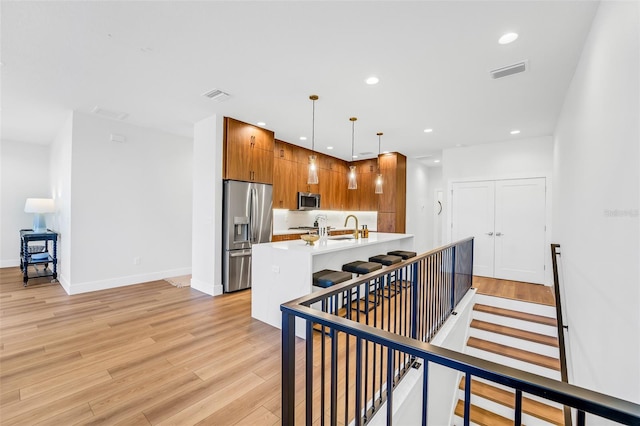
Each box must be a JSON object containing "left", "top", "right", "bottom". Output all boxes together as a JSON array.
[
  {"left": 552, "top": 1, "right": 639, "bottom": 405},
  {"left": 443, "top": 136, "right": 554, "bottom": 184},
  {"left": 192, "top": 114, "right": 224, "bottom": 296},
  {"left": 441, "top": 137, "right": 554, "bottom": 282},
  {"left": 426, "top": 167, "right": 444, "bottom": 250},
  {"left": 49, "top": 113, "right": 73, "bottom": 288},
  {"left": 65, "top": 112, "right": 193, "bottom": 294},
  {"left": 0, "top": 140, "right": 51, "bottom": 267},
  {"left": 406, "top": 158, "right": 430, "bottom": 254}
]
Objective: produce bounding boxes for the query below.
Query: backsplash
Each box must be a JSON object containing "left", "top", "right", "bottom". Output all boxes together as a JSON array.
[{"left": 273, "top": 209, "right": 378, "bottom": 232}]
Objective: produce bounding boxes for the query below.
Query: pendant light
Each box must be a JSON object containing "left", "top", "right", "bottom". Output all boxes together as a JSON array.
[
  {"left": 375, "top": 132, "right": 383, "bottom": 194},
  {"left": 347, "top": 117, "right": 358, "bottom": 190},
  {"left": 307, "top": 95, "right": 319, "bottom": 185}
]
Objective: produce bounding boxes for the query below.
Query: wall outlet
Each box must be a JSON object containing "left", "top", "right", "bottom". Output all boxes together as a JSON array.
[{"left": 133, "top": 257, "right": 141, "bottom": 265}]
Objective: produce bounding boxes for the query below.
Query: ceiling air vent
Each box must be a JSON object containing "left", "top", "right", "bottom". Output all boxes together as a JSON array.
[
  {"left": 91, "top": 106, "right": 128, "bottom": 121},
  {"left": 202, "top": 89, "right": 230, "bottom": 101},
  {"left": 490, "top": 60, "right": 527, "bottom": 79}
]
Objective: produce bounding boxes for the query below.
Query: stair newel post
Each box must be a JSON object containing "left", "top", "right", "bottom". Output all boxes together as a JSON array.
[{"left": 281, "top": 309, "right": 296, "bottom": 425}]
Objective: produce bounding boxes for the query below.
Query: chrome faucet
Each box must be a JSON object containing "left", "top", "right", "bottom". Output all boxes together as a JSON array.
[{"left": 344, "top": 214, "right": 359, "bottom": 239}]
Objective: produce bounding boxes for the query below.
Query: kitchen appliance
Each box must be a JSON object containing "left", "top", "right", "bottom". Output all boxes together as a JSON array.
[
  {"left": 223, "top": 180, "right": 273, "bottom": 292},
  {"left": 297, "top": 192, "right": 321, "bottom": 210}
]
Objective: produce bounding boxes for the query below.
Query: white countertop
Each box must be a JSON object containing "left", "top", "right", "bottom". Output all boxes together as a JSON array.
[{"left": 259, "top": 232, "right": 413, "bottom": 255}]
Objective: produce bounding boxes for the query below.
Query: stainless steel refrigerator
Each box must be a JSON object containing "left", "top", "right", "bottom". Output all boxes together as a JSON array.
[{"left": 222, "top": 180, "right": 273, "bottom": 292}]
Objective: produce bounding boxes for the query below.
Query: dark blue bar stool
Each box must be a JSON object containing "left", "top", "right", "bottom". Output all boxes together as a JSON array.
[
  {"left": 312, "top": 269, "right": 353, "bottom": 331},
  {"left": 387, "top": 250, "right": 417, "bottom": 260},
  {"left": 342, "top": 261, "right": 382, "bottom": 312},
  {"left": 368, "top": 254, "right": 403, "bottom": 298}
]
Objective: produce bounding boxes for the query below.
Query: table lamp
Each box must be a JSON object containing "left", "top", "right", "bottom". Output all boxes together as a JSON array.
[{"left": 24, "top": 198, "right": 55, "bottom": 233}]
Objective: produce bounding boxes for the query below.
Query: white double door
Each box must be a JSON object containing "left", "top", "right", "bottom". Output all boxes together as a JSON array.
[{"left": 451, "top": 178, "right": 546, "bottom": 284}]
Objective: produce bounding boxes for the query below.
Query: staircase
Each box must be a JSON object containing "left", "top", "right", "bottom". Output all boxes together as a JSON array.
[{"left": 453, "top": 293, "right": 565, "bottom": 426}]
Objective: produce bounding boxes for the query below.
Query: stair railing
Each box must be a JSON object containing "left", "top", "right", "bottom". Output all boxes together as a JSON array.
[{"left": 551, "top": 243, "right": 572, "bottom": 426}]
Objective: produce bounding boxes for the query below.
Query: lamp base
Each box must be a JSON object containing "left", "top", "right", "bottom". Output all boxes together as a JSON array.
[{"left": 32, "top": 213, "right": 47, "bottom": 233}]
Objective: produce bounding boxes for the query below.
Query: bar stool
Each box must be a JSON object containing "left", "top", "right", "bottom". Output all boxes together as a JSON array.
[
  {"left": 342, "top": 261, "right": 382, "bottom": 312},
  {"left": 387, "top": 250, "right": 417, "bottom": 260},
  {"left": 312, "top": 269, "right": 352, "bottom": 331},
  {"left": 368, "top": 254, "right": 403, "bottom": 298},
  {"left": 388, "top": 250, "right": 417, "bottom": 289}
]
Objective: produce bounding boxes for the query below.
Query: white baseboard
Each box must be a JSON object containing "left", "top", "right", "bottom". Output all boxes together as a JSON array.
[
  {"left": 191, "top": 277, "right": 223, "bottom": 296},
  {"left": 66, "top": 267, "right": 192, "bottom": 295},
  {"left": 1, "top": 259, "right": 20, "bottom": 268}
]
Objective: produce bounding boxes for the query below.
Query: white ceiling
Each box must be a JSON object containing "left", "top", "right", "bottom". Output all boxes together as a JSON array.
[{"left": 0, "top": 1, "right": 599, "bottom": 164}]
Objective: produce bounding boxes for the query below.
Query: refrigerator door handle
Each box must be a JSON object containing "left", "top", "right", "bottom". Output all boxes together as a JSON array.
[
  {"left": 251, "top": 187, "right": 259, "bottom": 243},
  {"left": 230, "top": 250, "right": 252, "bottom": 258}
]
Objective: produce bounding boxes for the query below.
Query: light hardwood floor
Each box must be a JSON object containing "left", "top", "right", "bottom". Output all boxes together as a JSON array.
[{"left": 0, "top": 268, "right": 555, "bottom": 425}]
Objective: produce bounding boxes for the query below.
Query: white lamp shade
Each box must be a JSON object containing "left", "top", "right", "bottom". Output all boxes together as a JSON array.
[{"left": 24, "top": 198, "right": 55, "bottom": 213}]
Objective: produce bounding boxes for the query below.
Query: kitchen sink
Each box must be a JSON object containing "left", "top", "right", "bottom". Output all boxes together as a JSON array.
[{"left": 329, "top": 236, "right": 355, "bottom": 241}]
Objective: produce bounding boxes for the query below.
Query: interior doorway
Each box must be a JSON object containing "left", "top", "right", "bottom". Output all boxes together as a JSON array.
[{"left": 451, "top": 178, "right": 547, "bottom": 284}]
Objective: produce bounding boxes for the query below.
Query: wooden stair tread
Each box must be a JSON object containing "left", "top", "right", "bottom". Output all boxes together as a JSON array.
[
  {"left": 474, "top": 304, "right": 557, "bottom": 327},
  {"left": 471, "top": 319, "right": 559, "bottom": 347},
  {"left": 459, "top": 377, "right": 564, "bottom": 425},
  {"left": 454, "top": 399, "right": 514, "bottom": 426},
  {"left": 467, "top": 337, "right": 560, "bottom": 371}
]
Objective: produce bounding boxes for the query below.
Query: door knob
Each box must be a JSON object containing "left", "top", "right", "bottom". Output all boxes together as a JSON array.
[
  {"left": 496, "top": 232, "right": 503, "bottom": 236},
  {"left": 485, "top": 232, "right": 494, "bottom": 236}
]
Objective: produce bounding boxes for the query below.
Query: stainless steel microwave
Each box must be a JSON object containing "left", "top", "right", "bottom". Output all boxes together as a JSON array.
[{"left": 297, "top": 192, "right": 321, "bottom": 210}]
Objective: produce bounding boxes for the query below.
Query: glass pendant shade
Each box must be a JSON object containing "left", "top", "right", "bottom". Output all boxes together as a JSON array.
[
  {"left": 308, "top": 155, "right": 319, "bottom": 184},
  {"left": 348, "top": 166, "right": 358, "bottom": 190},
  {"left": 374, "top": 173, "right": 383, "bottom": 194}
]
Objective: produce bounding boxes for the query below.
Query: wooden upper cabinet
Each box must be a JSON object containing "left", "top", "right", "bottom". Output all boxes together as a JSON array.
[
  {"left": 274, "top": 139, "right": 293, "bottom": 161},
  {"left": 376, "top": 153, "right": 406, "bottom": 233},
  {"left": 273, "top": 157, "right": 296, "bottom": 209},
  {"left": 224, "top": 117, "right": 274, "bottom": 184}
]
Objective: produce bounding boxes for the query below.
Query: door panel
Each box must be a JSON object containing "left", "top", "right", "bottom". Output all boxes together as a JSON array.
[
  {"left": 452, "top": 181, "right": 495, "bottom": 277},
  {"left": 494, "top": 178, "right": 546, "bottom": 283}
]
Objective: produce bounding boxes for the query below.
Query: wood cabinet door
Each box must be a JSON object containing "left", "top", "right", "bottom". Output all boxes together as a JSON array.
[
  {"left": 378, "top": 154, "right": 397, "bottom": 212},
  {"left": 377, "top": 212, "right": 396, "bottom": 233},
  {"left": 252, "top": 127, "right": 275, "bottom": 152},
  {"left": 330, "top": 169, "right": 348, "bottom": 210},
  {"left": 273, "top": 158, "right": 296, "bottom": 209},
  {"left": 274, "top": 140, "right": 293, "bottom": 160},
  {"left": 225, "top": 119, "right": 253, "bottom": 181},
  {"left": 296, "top": 161, "right": 319, "bottom": 194},
  {"left": 251, "top": 148, "right": 274, "bottom": 184}
]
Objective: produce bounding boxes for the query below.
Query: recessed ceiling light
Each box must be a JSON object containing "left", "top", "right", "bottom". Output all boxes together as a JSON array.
[
  {"left": 352, "top": 155, "right": 358, "bottom": 159},
  {"left": 510, "top": 129, "right": 521, "bottom": 135},
  {"left": 257, "top": 122, "right": 266, "bottom": 126},
  {"left": 327, "top": 146, "right": 334, "bottom": 150},
  {"left": 499, "top": 32, "right": 519, "bottom": 45},
  {"left": 434, "top": 159, "right": 441, "bottom": 163},
  {"left": 424, "top": 128, "right": 433, "bottom": 133},
  {"left": 366, "top": 76, "right": 379, "bottom": 85},
  {"left": 382, "top": 151, "right": 390, "bottom": 154},
  {"left": 299, "top": 136, "right": 307, "bottom": 141}
]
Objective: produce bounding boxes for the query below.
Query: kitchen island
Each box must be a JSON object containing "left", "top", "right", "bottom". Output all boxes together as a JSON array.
[{"left": 251, "top": 232, "right": 414, "bottom": 337}]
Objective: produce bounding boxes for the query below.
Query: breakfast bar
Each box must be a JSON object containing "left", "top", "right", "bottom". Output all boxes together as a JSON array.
[{"left": 251, "top": 232, "right": 414, "bottom": 336}]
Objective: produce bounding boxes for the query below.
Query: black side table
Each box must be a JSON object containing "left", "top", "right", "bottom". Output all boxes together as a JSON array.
[{"left": 19, "top": 229, "right": 58, "bottom": 286}]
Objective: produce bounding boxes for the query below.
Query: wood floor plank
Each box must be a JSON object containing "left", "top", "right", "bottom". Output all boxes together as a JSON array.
[{"left": 0, "top": 266, "right": 563, "bottom": 425}]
